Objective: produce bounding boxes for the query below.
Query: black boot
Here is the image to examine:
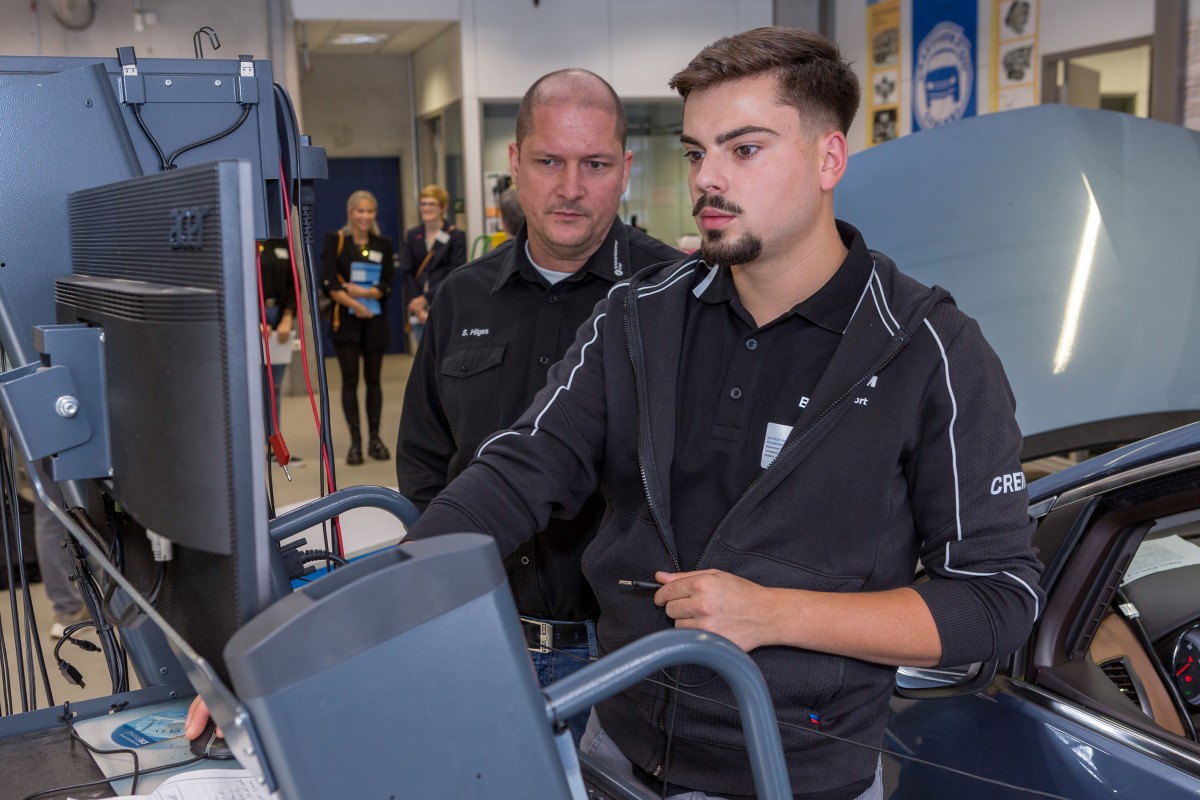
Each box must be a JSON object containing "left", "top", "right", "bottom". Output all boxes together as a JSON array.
[
  {"left": 368, "top": 433, "right": 390, "bottom": 461},
  {"left": 346, "top": 427, "right": 363, "bottom": 465}
]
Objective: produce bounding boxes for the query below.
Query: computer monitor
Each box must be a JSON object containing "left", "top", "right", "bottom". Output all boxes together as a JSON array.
[
  {"left": 0, "top": 52, "right": 287, "bottom": 368},
  {"left": 54, "top": 160, "right": 273, "bottom": 680}
]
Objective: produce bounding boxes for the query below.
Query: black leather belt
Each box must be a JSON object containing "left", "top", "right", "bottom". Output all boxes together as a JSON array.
[{"left": 519, "top": 617, "right": 591, "bottom": 653}]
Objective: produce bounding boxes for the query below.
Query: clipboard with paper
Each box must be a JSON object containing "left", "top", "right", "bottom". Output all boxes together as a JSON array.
[{"left": 349, "top": 260, "right": 381, "bottom": 315}]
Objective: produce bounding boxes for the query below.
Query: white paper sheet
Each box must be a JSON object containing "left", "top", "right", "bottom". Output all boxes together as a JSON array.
[{"left": 73, "top": 767, "right": 270, "bottom": 800}]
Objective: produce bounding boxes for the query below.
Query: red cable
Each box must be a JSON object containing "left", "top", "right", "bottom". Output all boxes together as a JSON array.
[
  {"left": 279, "top": 163, "right": 344, "bottom": 557},
  {"left": 255, "top": 245, "right": 281, "bottom": 436}
]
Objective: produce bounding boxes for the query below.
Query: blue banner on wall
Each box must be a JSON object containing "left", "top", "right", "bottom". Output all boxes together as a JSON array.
[{"left": 911, "top": 0, "right": 977, "bottom": 130}]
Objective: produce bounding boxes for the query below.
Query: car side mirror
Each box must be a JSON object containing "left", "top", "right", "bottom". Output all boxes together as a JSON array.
[{"left": 894, "top": 660, "right": 997, "bottom": 699}]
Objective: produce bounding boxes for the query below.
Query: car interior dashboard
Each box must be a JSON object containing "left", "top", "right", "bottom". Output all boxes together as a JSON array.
[{"left": 1085, "top": 512, "right": 1200, "bottom": 741}]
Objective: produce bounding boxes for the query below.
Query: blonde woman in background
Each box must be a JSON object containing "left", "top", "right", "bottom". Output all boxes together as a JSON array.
[{"left": 321, "top": 190, "right": 396, "bottom": 465}]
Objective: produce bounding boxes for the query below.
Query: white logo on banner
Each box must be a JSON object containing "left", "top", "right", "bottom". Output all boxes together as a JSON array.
[{"left": 913, "top": 21, "right": 974, "bottom": 129}]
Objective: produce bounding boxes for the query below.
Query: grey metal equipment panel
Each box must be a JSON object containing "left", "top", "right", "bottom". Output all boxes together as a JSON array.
[
  {"left": 0, "top": 63, "right": 141, "bottom": 366},
  {"left": 224, "top": 534, "right": 574, "bottom": 800},
  {"left": 835, "top": 106, "right": 1200, "bottom": 457}
]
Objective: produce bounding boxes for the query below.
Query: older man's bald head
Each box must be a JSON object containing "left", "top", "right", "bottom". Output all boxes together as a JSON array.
[{"left": 514, "top": 68, "right": 627, "bottom": 150}]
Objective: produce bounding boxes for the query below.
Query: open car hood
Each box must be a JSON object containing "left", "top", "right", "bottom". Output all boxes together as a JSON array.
[{"left": 836, "top": 105, "right": 1200, "bottom": 458}]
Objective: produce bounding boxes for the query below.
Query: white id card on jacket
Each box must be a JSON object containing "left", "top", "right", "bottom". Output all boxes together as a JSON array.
[{"left": 761, "top": 422, "right": 793, "bottom": 468}]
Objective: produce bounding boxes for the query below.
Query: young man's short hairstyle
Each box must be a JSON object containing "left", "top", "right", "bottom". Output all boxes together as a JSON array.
[
  {"left": 669, "top": 27, "right": 861, "bottom": 136},
  {"left": 514, "top": 68, "right": 628, "bottom": 150}
]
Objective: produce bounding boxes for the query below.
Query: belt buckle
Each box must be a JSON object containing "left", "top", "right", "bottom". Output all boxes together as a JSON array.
[{"left": 520, "top": 617, "right": 552, "bottom": 653}]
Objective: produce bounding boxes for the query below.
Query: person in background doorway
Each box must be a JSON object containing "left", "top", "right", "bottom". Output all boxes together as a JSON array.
[
  {"left": 33, "top": 462, "right": 86, "bottom": 639},
  {"left": 399, "top": 184, "right": 467, "bottom": 344},
  {"left": 496, "top": 185, "right": 525, "bottom": 241},
  {"left": 321, "top": 190, "right": 395, "bottom": 466}
]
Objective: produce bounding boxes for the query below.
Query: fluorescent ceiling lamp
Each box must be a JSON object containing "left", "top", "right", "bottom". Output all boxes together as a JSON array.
[{"left": 329, "top": 33, "right": 389, "bottom": 45}]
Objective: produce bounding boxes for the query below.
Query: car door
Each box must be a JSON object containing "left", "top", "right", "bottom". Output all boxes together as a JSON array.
[{"left": 884, "top": 453, "right": 1200, "bottom": 798}]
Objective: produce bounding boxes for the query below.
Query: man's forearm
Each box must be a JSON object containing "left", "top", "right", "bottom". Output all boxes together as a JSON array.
[
  {"left": 764, "top": 586, "right": 942, "bottom": 667},
  {"left": 657, "top": 570, "right": 943, "bottom": 667}
]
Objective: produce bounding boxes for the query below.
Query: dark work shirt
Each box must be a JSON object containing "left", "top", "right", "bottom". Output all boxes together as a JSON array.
[
  {"left": 397, "top": 220, "right": 681, "bottom": 620},
  {"left": 671, "top": 224, "right": 874, "bottom": 570},
  {"left": 258, "top": 239, "right": 297, "bottom": 317}
]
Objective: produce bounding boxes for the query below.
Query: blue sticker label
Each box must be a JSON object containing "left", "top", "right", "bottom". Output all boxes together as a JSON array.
[{"left": 110, "top": 710, "right": 187, "bottom": 748}]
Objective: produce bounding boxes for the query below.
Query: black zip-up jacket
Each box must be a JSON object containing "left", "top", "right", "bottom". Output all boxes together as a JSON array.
[
  {"left": 397, "top": 220, "right": 680, "bottom": 621},
  {"left": 410, "top": 224, "right": 1044, "bottom": 798}
]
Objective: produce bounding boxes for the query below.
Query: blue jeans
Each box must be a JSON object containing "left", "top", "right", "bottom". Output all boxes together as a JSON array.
[{"left": 528, "top": 619, "right": 597, "bottom": 746}]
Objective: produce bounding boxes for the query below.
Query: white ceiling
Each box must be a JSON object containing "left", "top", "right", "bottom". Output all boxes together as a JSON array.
[{"left": 298, "top": 20, "right": 456, "bottom": 55}]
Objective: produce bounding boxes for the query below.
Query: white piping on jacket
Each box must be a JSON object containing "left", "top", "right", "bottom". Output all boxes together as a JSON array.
[
  {"left": 925, "top": 318, "right": 1041, "bottom": 621},
  {"left": 477, "top": 261, "right": 697, "bottom": 457}
]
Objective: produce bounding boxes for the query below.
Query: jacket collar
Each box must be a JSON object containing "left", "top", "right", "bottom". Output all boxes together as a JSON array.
[
  {"left": 691, "top": 220, "right": 874, "bottom": 334},
  {"left": 492, "top": 217, "right": 630, "bottom": 293},
  {"left": 625, "top": 227, "right": 949, "bottom": 554}
]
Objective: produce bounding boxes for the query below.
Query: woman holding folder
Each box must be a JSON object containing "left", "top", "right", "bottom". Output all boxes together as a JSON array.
[{"left": 321, "top": 189, "right": 395, "bottom": 465}]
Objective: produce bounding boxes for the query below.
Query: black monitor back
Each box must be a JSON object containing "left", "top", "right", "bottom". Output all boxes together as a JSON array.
[
  {"left": 0, "top": 54, "right": 283, "bottom": 367},
  {"left": 57, "top": 161, "right": 271, "bottom": 679}
]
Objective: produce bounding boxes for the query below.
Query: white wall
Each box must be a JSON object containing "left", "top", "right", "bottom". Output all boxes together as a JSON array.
[
  {"left": 0, "top": 0, "right": 271, "bottom": 59},
  {"left": 0, "top": 0, "right": 307, "bottom": 146},
  {"left": 413, "top": 22, "right": 462, "bottom": 116},
  {"left": 455, "top": 0, "right": 772, "bottom": 238},
  {"left": 465, "top": 0, "right": 771, "bottom": 99},
  {"left": 298, "top": 54, "right": 413, "bottom": 156}
]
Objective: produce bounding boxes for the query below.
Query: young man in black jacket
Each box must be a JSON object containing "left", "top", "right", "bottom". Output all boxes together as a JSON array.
[
  {"left": 395, "top": 69, "right": 680, "bottom": 743},
  {"left": 407, "top": 28, "right": 1043, "bottom": 800}
]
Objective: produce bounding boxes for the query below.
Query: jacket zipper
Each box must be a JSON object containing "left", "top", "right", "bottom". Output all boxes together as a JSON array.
[
  {"left": 624, "top": 287, "right": 682, "bottom": 776},
  {"left": 623, "top": 292, "right": 681, "bottom": 573},
  {"left": 695, "top": 333, "right": 912, "bottom": 569}
]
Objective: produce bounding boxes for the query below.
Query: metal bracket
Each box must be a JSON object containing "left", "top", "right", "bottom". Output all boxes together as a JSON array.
[
  {"left": 236, "top": 54, "right": 259, "bottom": 105},
  {"left": 0, "top": 324, "right": 112, "bottom": 480}
]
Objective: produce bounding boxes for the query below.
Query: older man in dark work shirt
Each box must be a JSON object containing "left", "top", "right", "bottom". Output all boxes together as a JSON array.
[{"left": 394, "top": 68, "right": 679, "bottom": 743}]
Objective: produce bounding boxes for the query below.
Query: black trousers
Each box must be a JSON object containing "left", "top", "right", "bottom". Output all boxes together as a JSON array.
[{"left": 333, "top": 342, "right": 384, "bottom": 437}]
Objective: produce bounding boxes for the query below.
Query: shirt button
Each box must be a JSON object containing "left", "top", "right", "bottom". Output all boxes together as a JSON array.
[
  {"left": 538, "top": 356, "right": 550, "bottom": 366},
  {"left": 745, "top": 338, "right": 758, "bottom": 351},
  {"left": 460, "top": 362, "right": 468, "bottom": 372},
  {"left": 729, "top": 387, "right": 743, "bottom": 400},
  {"left": 547, "top": 295, "right": 559, "bottom": 304},
  {"left": 520, "top": 556, "right": 531, "bottom": 565}
]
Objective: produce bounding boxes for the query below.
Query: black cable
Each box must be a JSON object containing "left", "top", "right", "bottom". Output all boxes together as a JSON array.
[
  {"left": 274, "top": 80, "right": 339, "bottom": 558},
  {"left": 65, "top": 723, "right": 140, "bottom": 795},
  {"left": 0, "top": 352, "right": 13, "bottom": 715},
  {"left": 0, "top": 443, "right": 30, "bottom": 712},
  {"left": 164, "top": 105, "right": 252, "bottom": 169},
  {"left": 63, "top": 513, "right": 129, "bottom": 694},
  {"left": 130, "top": 101, "right": 251, "bottom": 173},
  {"left": 130, "top": 104, "right": 168, "bottom": 171},
  {"left": 17, "top": 755, "right": 207, "bottom": 800},
  {"left": 299, "top": 549, "right": 348, "bottom": 567}
]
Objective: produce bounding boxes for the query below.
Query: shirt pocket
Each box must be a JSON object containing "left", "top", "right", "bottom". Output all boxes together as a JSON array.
[{"left": 439, "top": 342, "right": 508, "bottom": 441}]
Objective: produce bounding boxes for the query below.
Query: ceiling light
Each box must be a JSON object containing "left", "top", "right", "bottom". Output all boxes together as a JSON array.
[{"left": 329, "top": 33, "right": 389, "bottom": 46}]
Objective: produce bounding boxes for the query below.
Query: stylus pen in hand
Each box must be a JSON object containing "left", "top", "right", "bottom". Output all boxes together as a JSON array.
[{"left": 618, "top": 579, "right": 662, "bottom": 591}]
